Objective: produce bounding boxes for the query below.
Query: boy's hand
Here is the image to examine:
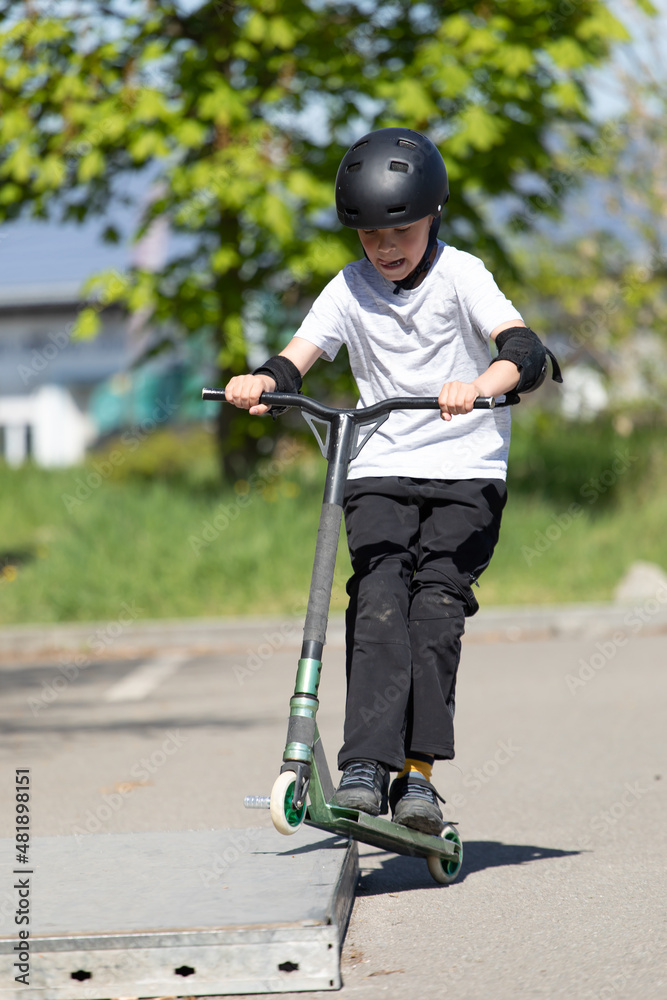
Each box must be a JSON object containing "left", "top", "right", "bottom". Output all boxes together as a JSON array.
[
  {"left": 225, "top": 374, "right": 277, "bottom": 415},
  {"left": 438, "top": 381, "right": 480, "bottom": 421}
]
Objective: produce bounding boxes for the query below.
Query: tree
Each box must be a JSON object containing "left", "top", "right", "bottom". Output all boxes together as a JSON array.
[
  {"left": 0, "top": 0, "right": 631, "bottom": 477},
  {"left": 499, "top": 0, "right": 667, "bottom": 422}
]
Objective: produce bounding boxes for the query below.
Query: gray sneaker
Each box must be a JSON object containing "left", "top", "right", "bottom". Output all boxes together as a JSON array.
[
  {"left": 332, "top": 759, "right": 389, "bottom": 815},
  {"left": 389, "top": 772, "right": 446, "bottom": 835}
]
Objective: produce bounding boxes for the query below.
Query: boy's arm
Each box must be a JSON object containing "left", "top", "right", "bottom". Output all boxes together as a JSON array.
[
  {"left": 438, "top": 319, "right": 523, "bottom": 422},
  {"left": 280, "top": 336, "right": 324, "bottom": 376},
  {"left": 225, "top": 336, "right": 323, "bottom": 415}
]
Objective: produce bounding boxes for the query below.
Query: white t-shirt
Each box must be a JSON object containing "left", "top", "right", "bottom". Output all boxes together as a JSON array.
[{"left": 295, "top": 241, "right": 523, "bottom": 481}]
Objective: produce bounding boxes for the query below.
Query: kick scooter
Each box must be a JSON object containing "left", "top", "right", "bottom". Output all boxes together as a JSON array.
[{"left": 202, "top": 387, "right": 516, "bottom": 884}]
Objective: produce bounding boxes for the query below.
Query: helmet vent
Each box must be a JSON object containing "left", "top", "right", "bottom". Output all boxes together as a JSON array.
[
  {"left": 352, "top": 140, "right": 368, "bottom": 150},
  {"left": 397, "top": 138, "right": 416, "bottom": 149},
  {"left": 346, "top": 162, "right": 362, "bottom": 173},
  {"left": 387, "top": 205, "right": 406, "bottom": 215},
  {"left": 389, "top": 160, "right": 409, "bottom": 172}
]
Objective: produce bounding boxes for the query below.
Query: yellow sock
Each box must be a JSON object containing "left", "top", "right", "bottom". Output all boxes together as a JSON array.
[{"left": 397, "top": 757, "right": 433, "bottom": 782}]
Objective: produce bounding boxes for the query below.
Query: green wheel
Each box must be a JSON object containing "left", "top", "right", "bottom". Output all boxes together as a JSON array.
[
  {"left": 270, "top": 770, "right": 307, "bottom": 836},
  {"left": 427, "top": 824, "right": 463, "bottom": 884}
]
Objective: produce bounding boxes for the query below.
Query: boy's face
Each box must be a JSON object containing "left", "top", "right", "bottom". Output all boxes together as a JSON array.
[{"left": 358, "top": 215, "right": 434, "bottom": 282}]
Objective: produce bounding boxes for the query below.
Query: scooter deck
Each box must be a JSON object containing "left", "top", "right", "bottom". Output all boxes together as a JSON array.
[
  {"left": 304, "top": 804, "right": 460, "bottom": 863},
  {"left": 299, "top": 734, "right": 461, "bottom": 864}
]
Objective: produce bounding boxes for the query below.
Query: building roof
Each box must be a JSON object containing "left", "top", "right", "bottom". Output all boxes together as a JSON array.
[
  {"left": 0, "top": 169, "right": 165, "bottom": 306},
  {"left": 0, "top": 216, "right": 132, "bottom": 304}
]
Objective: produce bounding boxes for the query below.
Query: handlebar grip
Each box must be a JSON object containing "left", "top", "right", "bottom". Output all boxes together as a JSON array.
[{"left": 202, "top": 387, "right": 227, "bottom": 401}]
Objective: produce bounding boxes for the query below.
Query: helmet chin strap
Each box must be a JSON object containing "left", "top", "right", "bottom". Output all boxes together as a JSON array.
[{"left": 392, "top": 216, "right": 441, "bottom": 294}]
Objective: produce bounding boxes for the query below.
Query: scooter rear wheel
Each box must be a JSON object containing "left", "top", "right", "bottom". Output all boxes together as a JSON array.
[
  {"left": 427, "top": 824, "right": 463, "bottom": 884},
  {"left": 270, "top": 769, "right": 307, "bottom": 836}
]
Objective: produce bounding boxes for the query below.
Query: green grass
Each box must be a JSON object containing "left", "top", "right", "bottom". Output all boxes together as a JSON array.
[{"left": 1, "top": 415, "right": 666, "bottom": 624}]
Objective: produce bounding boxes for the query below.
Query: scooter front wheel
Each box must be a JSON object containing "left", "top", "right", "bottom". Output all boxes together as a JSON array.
[
  {"left": 427, "top": 824, "right": 463, "bottom": 884},
  {"left": 270, "top": 769, "right": 307, "bottom": 836}
]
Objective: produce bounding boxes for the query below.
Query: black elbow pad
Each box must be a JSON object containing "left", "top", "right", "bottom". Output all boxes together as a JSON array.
[{"left": 490, "top": 326, "right": 563, "bottom": 393}]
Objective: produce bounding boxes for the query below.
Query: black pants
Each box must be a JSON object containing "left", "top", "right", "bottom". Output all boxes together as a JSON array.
[{"left": 338, "top": 476, "right": 507, "bottom": 772}]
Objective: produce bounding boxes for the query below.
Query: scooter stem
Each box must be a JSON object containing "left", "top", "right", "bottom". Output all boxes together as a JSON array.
[{"left": 283, "top": 413, "right": 356, "bottom": 771}]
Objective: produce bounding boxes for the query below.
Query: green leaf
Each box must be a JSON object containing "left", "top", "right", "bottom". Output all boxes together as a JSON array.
[
  {"left": 494, "top": 44, "right": 534, "bottom": 77},
  {"left": 77, "top": 149, "right": 106, "bottom": 183},
  {"left": 52, "top": 74, "right": 91, "bottom": 102},
  {"left": 0, "top": 143, "right": 34, "bottom": 183},
  {"left": 128, "top": 130, "right": 170, "bottom": 162},
  {"left": 266, "top": 16, "right": 297, "bottom": 50},
  {"left": 545, "top": 38, "right": 589, "bottom": 71},
  {"left": 451, "top": 104, "right": 506, "bottom": 155},
  {"left": 71, "top": 307, "right": 101, "bottom": 341},
  {"left": 133, "top": 89, "right": 172, "bottom": 124},
  {"left": 34, "top": 155, "right": 67, "bottom": 192},
  {"left": 125, "top": 273, "right": 157, "bottom": 313},
  {"left": 211, "top": 245, "right": 242, "bottom": 274},
  {"left": 429, "top": 59, "right": 472, "bottom": 99},
  {"left": 0, "top": 182, "right": 22, "bottom": 205},
  {"left": 378, "top": 78, "right": 438, "bottom": 122},
  {"left": 440, "top": 13, "right": 470, "bottom": 43},
  {"left": 261, "top": 192, "right": 294, "bottom": 243},
  {"left": 576, "top": 10, "right": 631, "bottom": 44},
  {"left": 0, "top": 109, "right": 30, "bottom": 143},
  {"left": 549, "top": 80, "right": 585, "bottom": 113},
  {"left": 198, "top": 83, "right": 249, "bottom": 126},
  {"left": 220, "top": 314, "right": 246, "bottom": 369},
  {"left": 285, "top": 169, "right": 330, "bottom": 205},
  {"left": 175, "top": 119, "right": 207, "bottom": 148},
  {"left": 245, "top": 12, "right": 267, "bottom": 44}
]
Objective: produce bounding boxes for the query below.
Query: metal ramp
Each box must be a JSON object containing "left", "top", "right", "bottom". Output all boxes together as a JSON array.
[{"left": 0, "top": 827, "right": 358, "bottom": 998}]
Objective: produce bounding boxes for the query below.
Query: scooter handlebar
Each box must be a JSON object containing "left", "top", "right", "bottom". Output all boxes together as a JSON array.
[{"left": 201, "top": 388, "right": 515, "bottom": 419}]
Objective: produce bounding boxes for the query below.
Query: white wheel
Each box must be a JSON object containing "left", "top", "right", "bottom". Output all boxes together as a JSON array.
[
  {"left": 427, "top": 824, "right": 463, "bottom": 885},
  {"left": 270, "top": 770, "right": 306, "bottom": 836}
]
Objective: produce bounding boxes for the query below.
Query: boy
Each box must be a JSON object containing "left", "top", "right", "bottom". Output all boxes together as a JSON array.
[{"left": 226, "top": 128, "right": 561, "bottom": 835}]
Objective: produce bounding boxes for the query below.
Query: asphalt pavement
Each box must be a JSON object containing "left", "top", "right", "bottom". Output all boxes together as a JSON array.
[{"left": 0, "top": 606, "right": 665, "bottom": 999}]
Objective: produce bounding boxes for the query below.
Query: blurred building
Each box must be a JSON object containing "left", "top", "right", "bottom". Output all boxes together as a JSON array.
[
  {"left": 0, "top": 201, "right": 205, "bottom": 468},
  {"left": 0, "top": 278, "right": 131, "bottom": 466}
]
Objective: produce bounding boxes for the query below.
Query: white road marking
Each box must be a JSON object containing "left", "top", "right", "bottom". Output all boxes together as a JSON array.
[{"left": 103, "top": 653, "right": 188, "bottom": 702}]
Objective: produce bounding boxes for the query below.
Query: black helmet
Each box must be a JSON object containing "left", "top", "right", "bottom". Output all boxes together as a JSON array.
[{"left": 335, "top": 127, "right": 449, "bottom": 230}]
